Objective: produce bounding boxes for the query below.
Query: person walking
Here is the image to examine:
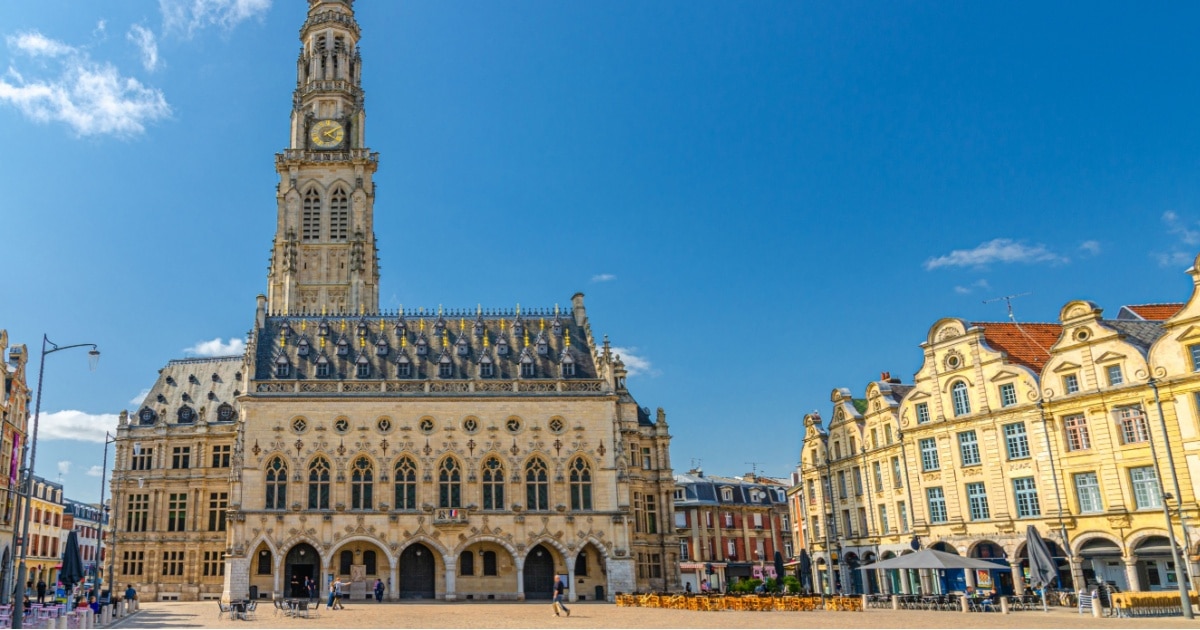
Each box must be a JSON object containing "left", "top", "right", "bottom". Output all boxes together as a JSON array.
[
  {"left": 329, "top": 578, "right": 348, "bottom": 610},
  {"left": 373, "top": 578, "right": 384, "bottom": 603},
  {"left": 305, "top": 576, "right": 316, "bottom": 602},
  {"left": 553, "top": 575, "right": 570, "bottom": 617},
  {"left": 36, "top": 579, "right": 46, "bottom": 604}
]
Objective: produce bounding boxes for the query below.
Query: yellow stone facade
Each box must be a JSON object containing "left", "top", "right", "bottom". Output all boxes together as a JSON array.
[
  {"left": 111, "top": 0, "right": 678, "bottom": 603},
  {"left": 0, "top": 331, "right": 29, "bottom": 582},
  {"left": 793, "top": 254, "right": 1200, "bottom": 596}
]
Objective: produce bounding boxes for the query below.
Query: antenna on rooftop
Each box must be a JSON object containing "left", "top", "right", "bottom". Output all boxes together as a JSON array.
[
  {"left": 690, "top": 458, "right": 702, "bottom": 469},
  {"left": 982, "top": 292, "right": 1031, "bottom": 322},
  {"left": 744, "top": 462, "right": 765, "bottom": 475}
]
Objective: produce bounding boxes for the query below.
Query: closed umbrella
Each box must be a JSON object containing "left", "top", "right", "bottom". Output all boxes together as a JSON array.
[
  {"left": 799, "top": 550, "right": 812, "bottom": 592},
  {"left": 1026, "top": 526, "right": 1058, "bottom": 612},
  {"left": 774, "top": 551, "right": 786, "bottom": 590},
  {"left": 60, "top": 531, "right": 85, "bottom": 603}
]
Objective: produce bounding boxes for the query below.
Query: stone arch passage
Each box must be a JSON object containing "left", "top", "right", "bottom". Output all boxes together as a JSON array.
[
  {"left": 523, "top": 544, "right": 556, "bottom": 600},
  {"left": 399, "top": 543, "right": 436, "bottom": 599},
  {"left": 285, "top": 543, "right": 320, "bottom": 598}
]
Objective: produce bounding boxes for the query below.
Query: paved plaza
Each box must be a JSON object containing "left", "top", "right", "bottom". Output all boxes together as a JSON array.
[{"left": 110, "top": 600, "right": 1200, "bottom": 629}]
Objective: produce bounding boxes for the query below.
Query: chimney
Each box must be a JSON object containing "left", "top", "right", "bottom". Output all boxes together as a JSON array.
[
  {"left": 880, "top": 371, "right": 890, "bottom": 382},
  {"left": 744, "top": 472, "right": 757, "bottom": 483},
  {"left": 571, "top": 292, "right": 587, "bottom": 326}
]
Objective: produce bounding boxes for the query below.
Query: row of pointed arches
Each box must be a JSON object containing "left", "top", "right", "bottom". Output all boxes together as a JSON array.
[
  {"left": 300, "top": 185, "right": 349, "bottom": 242},
  {"left": 263, "top": 454, "right": 594, "bottom": 511}
]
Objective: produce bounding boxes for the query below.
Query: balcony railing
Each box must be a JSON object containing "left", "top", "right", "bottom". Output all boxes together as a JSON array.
[{"left": 433, "top": 508, "right": 469, "bottom": 525}]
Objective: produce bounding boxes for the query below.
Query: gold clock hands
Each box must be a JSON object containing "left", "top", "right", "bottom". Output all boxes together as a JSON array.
[{"left": 323, "top": 128, "right": 337, "bottom": 139}]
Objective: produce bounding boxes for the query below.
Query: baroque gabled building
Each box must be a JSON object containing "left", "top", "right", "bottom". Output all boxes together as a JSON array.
[
  {"left": 792, "top": 256, "right": 1200, "bottom": 597},
  {"left": 111, "top": 0, "right": 678, "bottom": 603}
]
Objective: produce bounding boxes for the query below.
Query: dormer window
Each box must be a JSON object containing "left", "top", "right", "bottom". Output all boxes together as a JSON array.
[
  {"left": 297, "top": 338, "right": 310, "bottom": 357},
  {"left": 156, "top": 394, "right": 167, "bottom": 404},
  {"left": 394, "top": 322, "right": 407, "bottom": 337},
  {"left": 1063, "top": 373, "right": 1080, "bottom": 395},
  {"left": 416, "top": 337, "right": 428, "bottom": 356},
  {"left": 318, "top": 322, "right": 330, "bottom": 337},
  {"left": 138, "top": 408, "right": 157, "bottom": 425},
  {"left": 357, "top": 321, "right": 368, "bottom": 338},
  {"left": 513, "top": 320, "right": 524, "bottom": 338},
  {"left": 537, "top": 340, "right": 548, "bottom": 356},
  {"left": 434, "top": 318, "right": 446, "bottom": 334},
  {"left": 280, "top": 321, "right": 292, "bottom": 337},
  {"left": 561, "top": 355, "right": 576, "bottom": 377},
  {"left": 356, "top": 356, "right": 371, "bottom": 378},
  {"left": 439, "top": 356, "right": 453, "bottom": 378},
  {"left": 316, "top": 356, "right": 331, "bottom": 378},
  {"left": 721, "top": 488, "right": 733, "bottom": 501},
  {"left": 521, "top": 358, "right": 535, "bottom": 378},
  {"left": 375, "top": 338, "right": 389, "bottom": 356},
  {"left": 396, "top": 355, "right": 412, "bottom": 378},
  {"left": 336, "top": 338, "right": 349, "bottom": 357},
  {"left": 275, "top": 355, "right": 291, "bottom": 378},
  {"left": 552, "top": 319, "right": 563, "bottom": 337},
  {"left": 480, "top": 361, "right": 494, "bottom": 378},
  {"left": 496, "top": 337, "right": 509, "bottom": 356},
  {"left": 177, "top": 405, "right": 195, "bottom": 424},
  {"left": 473, "top": 320, "right": 485, "bottom": 339},
  {"left": 456, "top": 337, "right": 469, "bottom": 356},
  {"left": 217, "top": 403, "right": 235, "bottom": 422}
]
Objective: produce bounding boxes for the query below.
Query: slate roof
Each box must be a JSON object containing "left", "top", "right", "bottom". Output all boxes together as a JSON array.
[
  {"left": 674, "top": 472, "right": 788, "bottom": 506},
  {"left": 254, "top": 308, "right": 598, "bottom": 382},
  {"left": 133, "top": 356, "right": 244, "bottom": 426},
  {"left": 1117, "top": 303, "right": 1184, "bottom": 321},
  {"left": 972, "top": 322, "right": 1062, "bottom": 372},
  {"left": 1104, "top": 320, "right": 1167, "bottom": 354}
]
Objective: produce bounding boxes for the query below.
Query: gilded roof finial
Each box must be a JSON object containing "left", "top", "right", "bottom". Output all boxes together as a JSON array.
[
  {"left": 301, "top": 320, "right": 307, "bottom": 331},
  {"left": 320, "top": 336, "right": 326, "bottom": 349},
  {"left": 359, "top": 303, "right": 364, "bottom": 316},
  {"left": 340, "top": 319, "right": 346, "bottom": 332},
  {"left": 460, "top": 318, "right": 465, "bottom": 332},
  {"left": 500, "top": 319, "right": 507, "bottom": 332},
  {"left": 524, "top": 330, "right": 530, "bottom": 347},
  {"left": 516, "top": 303, "right": 521, "bottom": 317},
  {"left": 483, "top": 334, "right": 490, "bottom": 348},
  {"left": 540, "top": 318, "right": 545, "bottom": 331},
  {"left": 555, "top": 303, "right": 560, "bottom": 316},
  {"left": 401, "top": 335, "right": 407, "bottom": 349},
  {"left": 322, "top": 305, "right": 327, "bottom": 317},
  {"left": 477, "top": 304, "right": 482, "bottom": 315},
  {"left": 438, "top": 304, "right": 443, "bottom": 316},
  {"left": 281, "top": 330, "right": 287, "bottom": 347},
  {"left": 380, "top": 318, "right": 385, "bottom": 332},
  {"left": 442, "top": 330, "right": 449, "bottom": 347},
  {"left": 420, "top": 318, "right": 426, "bottom": 332},
  {"left": 565, "top": 329, "right": 571, "bottom": 347}
]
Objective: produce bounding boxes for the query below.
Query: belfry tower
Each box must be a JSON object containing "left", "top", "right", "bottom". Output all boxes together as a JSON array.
[{"left": 267, "top": 0, "right": 380, "bottom": 315}]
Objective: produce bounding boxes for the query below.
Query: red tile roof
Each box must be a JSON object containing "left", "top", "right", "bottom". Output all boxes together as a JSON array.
[
  {"left": 971, "top": 322, "right": 1063, "bottom": 372},
  {"left": 1125, "top": 303, "right": 1184, "bottom": 321}
]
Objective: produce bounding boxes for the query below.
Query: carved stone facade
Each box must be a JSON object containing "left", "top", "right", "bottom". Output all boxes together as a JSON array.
[
  {"left": 792, "top": 255, "right": 1200, "bottom": 596},
  {"left": 111, "top": 0, "right": 677, "bottom": 603}
]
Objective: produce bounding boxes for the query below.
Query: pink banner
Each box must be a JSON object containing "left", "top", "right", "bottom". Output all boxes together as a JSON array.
[{"left": 9, "top": 434, "right": 19, "bottom": 488}]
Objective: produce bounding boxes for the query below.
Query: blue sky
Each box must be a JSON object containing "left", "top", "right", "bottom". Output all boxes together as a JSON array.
[{"left": 4, "top": 1, "right": 1200, "bottom": 502}]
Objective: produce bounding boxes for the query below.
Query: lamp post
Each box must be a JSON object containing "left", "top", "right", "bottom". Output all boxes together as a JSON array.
[
  {"left": 94, "top": 432, "right": 115, "bottom": 600},
  {"left": 819, "top": 433, "right": 837, "bottom": 596},
  {"left": 1147, "top": 377, "right": 1194, "bottom": 618},
  {"left": 8, "top": 335, "right": 98, "bottom": 630}
]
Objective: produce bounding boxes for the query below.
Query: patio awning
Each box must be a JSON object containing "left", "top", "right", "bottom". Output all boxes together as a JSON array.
[{"left": 859, "top": 548, "right": 1012, "bottom": 571}]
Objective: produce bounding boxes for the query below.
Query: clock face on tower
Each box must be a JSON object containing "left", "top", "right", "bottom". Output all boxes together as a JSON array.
[{"left": 310, "top": 119, "right": 345, "bottom": 149}]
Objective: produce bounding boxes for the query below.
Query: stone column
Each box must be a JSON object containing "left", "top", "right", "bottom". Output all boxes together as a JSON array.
[
  {"left": 566, "top": 555, "right": 577, "bottom": 602},
  {"left": 389, "top": 559, "right": 399, "bottom": 602},
  {"left": 1123, "top": 558, "right": 1140, "bottom": 592},
  {"left": 444, "top": 559, "right": 457, "bottom": 601},
  {"left": 965, "top": 568, "right": 976, "bottom": 590},
  {"left": 1069, "top": 558, "right": 1086, "bottom": 594},
  {"left": 516, "top": 558, "right": 525, "bottom": 601},
  {"left": 899, "top": 570, "right": 911, "bottom": 595},
  {"left": 1013, "top": 565, "right": 1026, "bottom": 596},
  {"left": 273, "top": 552, "right": 283, "bottom": 597}
]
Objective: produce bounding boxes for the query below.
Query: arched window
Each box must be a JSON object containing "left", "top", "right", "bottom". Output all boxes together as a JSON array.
[
  {"left": 520, "top": 357, "right": 534, "bottom": 378},
  {"left": 394, "top": 456, "right": 417, "bottom": 510},
  {"left": 331, "top": 186, "right": 349, "bottom": 241},
  {"left": 482, "top": 457, "right": 505, "bottom": 511},
  {"left": 308, "top": 456, "right": 331, "bottom": 509},
  {"left": 265, "top": 457, "right": 288, "bottom": 510},
  {"left": 177, "top": 405, "right": 195, "bottom": 424},
  {"left": 459, "top": 551, "right": 474, "bottom": 576},
  {"left": 351, "top": 456, "right": 374, "bottom": 510},
  {"left": 575, "top": 551, "right": 588, "bottom": 576},
  {"left": 482, "top": 550, "right": 498, "bottom": 576},
  {"left": 439, "top": 457, "right": 462, "bottom": 508},
  {"left": 569, "top": 457, "right": 592, "bottom": 510},
  {"left": 951, "top": 381, "right": 971, "bottom": 417},
  {"left": 302, "top": 188, "right": 321, "bottom": 241},
  {"left": 339, "top": 550, "right": 353, "bottom": 575},
  {"left": 364, "top": 550, "right": 377, "bottom": 575},
  {"left": 257, "top": 549, "right": 272, "bottom": 574},
  {"left": 525, "top": 457, "right": 549, "bottom": 511},
  {"left": 217, "top": 403, "right": 235, "bottom": 422},
  {"left": 317, "top": 356, "right": 331, "bottom": 378}
]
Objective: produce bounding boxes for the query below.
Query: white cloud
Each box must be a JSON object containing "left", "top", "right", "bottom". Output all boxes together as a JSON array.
[
  {"left": 129, "top": 388, "right": 151, "bottom": 407},
  {"left": 924, "top": 238, "right": 1067, "bottom": 270},
  {"left": 953, "top": 279, "right": 990, "bottom": 295},
  {"left": 86, "top": 465, "right": 104, "bottom": 477},
  {"left": 591, "top": 274, "right": 616, "bottom": 283},
  {"left": 0, "top": 31, "right": 171, "bottom": 138},
  {"left": 93, "top": 20, "right": 108, "bottom": 39},
  {"left": 38, "top": 410, "right": 119, "bottom": 443},
  {"left": 7, "top": 31, "right": 75, "bottom": 57},
  {"left": 57, "top": 460, "right": 71, "bottom": 475},
  {"left": 127, "top": 25, "right": 161, "bottom": 72},
  {"left": 1164, "top": 211, "right": 1200, "bottom": 246},
  {"left": 610, "top": 346, "right": 657, "bottom": 378},
  {"left": 184, "top": 337, "right": 245, "bottom": 357},
  {"left": 160, "top": 0, "right": 272, "bottom": 36},
  {"left": 1079, "top": 240, "right": 1101, "bottom": 256},
  {"left": 1156, "top": 251, "right": 1193, "bottom": 269}
]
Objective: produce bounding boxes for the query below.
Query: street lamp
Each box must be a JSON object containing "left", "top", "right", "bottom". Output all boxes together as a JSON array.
[
  {"left": 8, "top": 335, "right": 98, "bottom": 629},
  {"left": 94, "top": 432, "right": 115, "bottom": 600},
  {"left": 1147, "top": 377, "right": 1194, "bottom": 619},
  {"left": 819, "top": 432, "right": 837, "bottom": 596}
]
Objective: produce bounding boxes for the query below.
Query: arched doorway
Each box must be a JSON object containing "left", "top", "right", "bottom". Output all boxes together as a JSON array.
[
  {"left": 970, "top": 541, "right": 1011, "bottom": 595},
  {"left": 523, "top": 544, "right": 555, "bottom": 600},
  {"left": 285, "top": 543, "right": 319, "bottom": 599},
  {"left": 844, "top": 553, "right": 862, "bottom": 594},
  {"left": 399, "top": 543, "right": 436, "bottom": 599},
  {"left": 1133, "top": 536, "right": 1178, "bottom": 592},
  {"left": 929, "top": 542, "right": 963, "bottom": 593},
  {"left": 881, "top": 551, "right": 900, "bottom": 594},
  {"left": 1078, "top": 538, "right": 1126, "bottom": 592},
  {"left": 863, "top": 552, "right": 879, "bottom": 594}
]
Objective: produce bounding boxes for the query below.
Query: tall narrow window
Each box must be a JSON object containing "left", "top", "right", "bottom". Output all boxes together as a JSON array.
[
  {"left": 394, "top": 456, "right": 416, "bottom": 510},
  {"left": 951, "top": 381, "right": 971, "bottom": 416},
  {"left": 919, "top": 438, "right": 939, "bottom": 472},
  {"left": 1106, "top": 365, "right": 1124, "bottom": 386},
  {"left": 1063, "top": 374, "right": 1080, "bottom": 394},
  {"left": 915, "top": 402, "right": 930, "bottom": 424},
  {"left": 526, "top": 457, "right": 549, "bottom": 511},
  {"left": 999, "top": 382, "right": 1017, "bottom": 407},
  {"left": 126, "top": 494, "right": 149, "bottom": 532},
  {"left": 958, "top": 430, "right": 980, "bottom": 466},
  {"left": 872, "top": 462, "right": 883, "bottom": 493},
  {"left": 308, "top": 457, "right": 331, "bottom": 509},
  {"left": 926, "top": 487, "right": 947, "bottom": 523},
  {"left": 208, "top": 492, "right": 228, "bottom": 531},
  {"left": 1013, "top": 477, "right": 1041, "bottom": 517},
  {"left": 266, "top": 457, "right": 288, "bottom": 509},
  {"left": 482, "top": 551, "right": 498, "bottom": 576},
  {"left": 167, "top": 493, "right": 188, "bottom": 532},
  {"left": 1064, "top": 414, "right": 1091, "bottom": 451},
  {"left": 965, "top": 482, "right": 989, "bottom": 520},
  {"left": 439, "top": 457, "right": 462, "bottom": 508},
  {"left": 1131, "top": 466, "right": 1162, "bottom": 509},
  {"left": 1074, "top": 472, "right": 1103, "bottom": 513},
  {"left": 1003, "top": 422, "right": 1030, "bottom": 459},
  {"left": 481, "top": 457, "right": 505, "bottom": 510},
  {"left": 891, "top": 457, "right": 902, "bottom": 488},
  {"left": 569, "top": 457, "right": 592, "bottom": 510},
  {"left": 364, "top": 550, "right": 377, "bottom": 575},
  {"left": 330, "top": 186, "right": 349, "bottom": 241},
  {"left": 351, "top": 456, "right": 374, "bottom": 510},
  {"left": 1116, "top": 406, "right": 1150, "bottom": 444},
  {"left": 302, "top": 187, "right": 321, "bottom": 241},
  {"left": 459, "top": 551, "right": 475, "bottom": 576}
]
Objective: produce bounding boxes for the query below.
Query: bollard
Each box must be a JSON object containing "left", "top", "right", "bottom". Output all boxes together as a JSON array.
[
  {"left": 1091, "top": 593, "right": 1102, "bottom": 618},
  {"left": 961, "top": 594, "right": 969, "bottom": 613},
  {"left": 862, "top": 594, "right": 869, "bottom": 611},
  {"left": 83, "top": 609, "right": 92, "bottom": 630},
  {"left": 55, "top": 613, "right": 66, "bottom": 629},
  {"left": 1000, "top": 596, "right": 1009, "bottom": 614},
  {"left": 892, "top": 594, "right": 899, "bottom": 610}
]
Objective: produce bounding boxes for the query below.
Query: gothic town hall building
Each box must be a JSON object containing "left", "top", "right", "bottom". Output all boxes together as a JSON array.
[{"left": 111, "top": 0, "right": 678, "bottom": 603}]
